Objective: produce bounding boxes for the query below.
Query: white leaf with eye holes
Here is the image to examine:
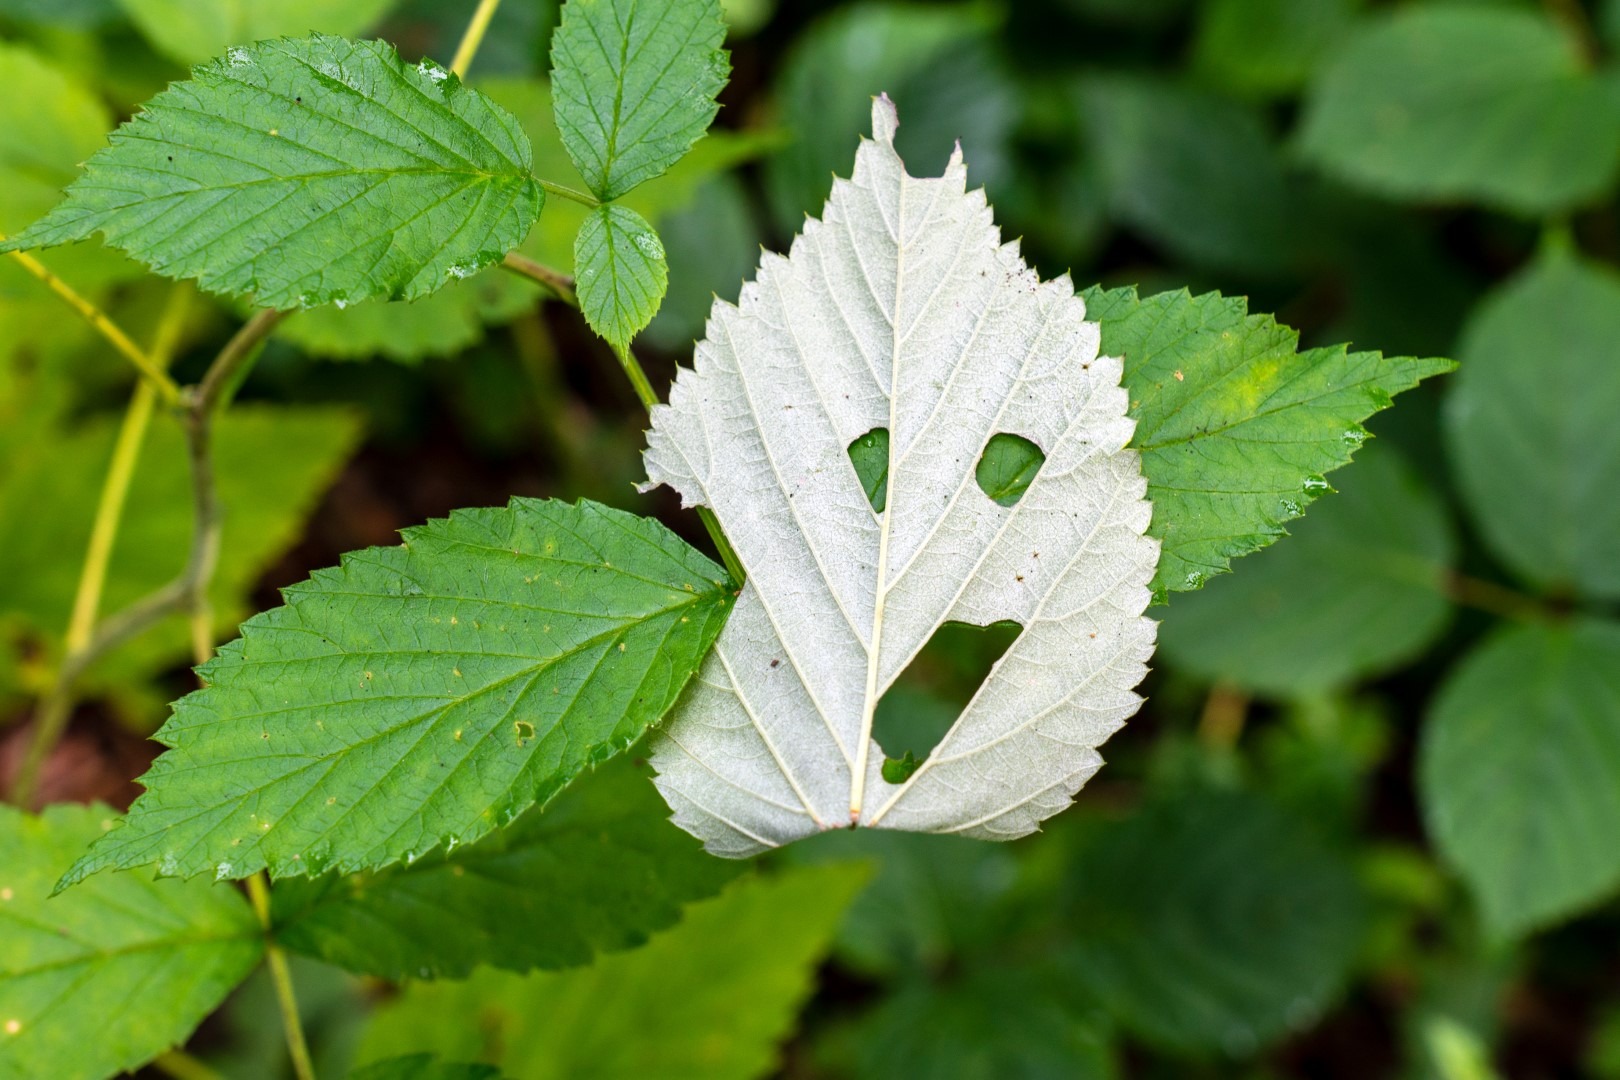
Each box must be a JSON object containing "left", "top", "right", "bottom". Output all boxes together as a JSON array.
[{"left": 640, "top": 97, "right": 1160, "bottom": 857}]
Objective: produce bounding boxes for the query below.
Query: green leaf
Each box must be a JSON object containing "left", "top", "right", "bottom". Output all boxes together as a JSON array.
[
  {"left": 549, "top": 0, "right": 730, "bottom": 201},
  {"left": 60, "top": 498, "right": 733, "bottom": 886},
  {"left": 1077, "top": 76, "right": 1308, "bottom": 275},
  {"left": 974, "top": 431, "right": 1044, "bottom": 507},
  {"left": 349, "top": 1055, "right": 503, "bottom": 1080},
  {"left": 0, "top": 35, "right": 544, "bottom": 310},
  {"left": 821, "top": 967, "right": 1116, "bottom": 1080},
  {"left": 0, "top": 405, "right": 361, "bottom": 701},
  {"left": 270, "top": 756, "right": 741, "bottom": 980},
  {"left": 1297, "top": 4, "right": 1620, "bottom": 214},
  {"left": 1084, "top": 284, "right": 1453, "bottom": 600},
  {"left": 1420, "top": 618, "right": 1620, "bottom": 939},
  {"left": 847, "top": 426, "right": 890, "bottom": 513},
  {"left": 784, "top": 828, "right": 1020, "bottom": 980},
  {"left": 1064, "top": 788, "right": 1364, "bottom": 1054},
  {"left": 1192, "top": 0, "right": 1361, "bottom": 98},
  {"left": 1446, "top": 250, "right": 1620, "bottom": 600},
  {"left": 574, "top": 204, "right": 667, "bottom": 347},
  {"left": 354, "top": 863, "right": 870, "bottom": 1079},
  {"left": 0, "top": 803, "right": 264, "bottom": 1078},
  {"left": 1159, "top": 444, "right": 1455, "bottom": 696},
  {"left": 118, "top": 0, "right": 398, "bottom": 65}
]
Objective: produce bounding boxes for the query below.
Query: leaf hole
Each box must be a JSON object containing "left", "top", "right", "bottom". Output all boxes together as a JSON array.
[
  {"left": 975, "top": 432, "right": 1045, "bottom": 506},
  {"left": 874, "top": 620, "right": 1022, "bottom": 781},
  {"left": 848, "top": 427, "right": 889, "bottom": 512}
]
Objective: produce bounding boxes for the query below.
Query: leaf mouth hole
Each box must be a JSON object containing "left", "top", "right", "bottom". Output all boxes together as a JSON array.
[
  {"left": 874, "top": 620, "right": 1023, "bottom": 781},
  {"left": 848, "top": 427, "right": 890, "bottom": 512},
  {"left": 975, "top": 433, "right": 1045, "bottom": 506}
]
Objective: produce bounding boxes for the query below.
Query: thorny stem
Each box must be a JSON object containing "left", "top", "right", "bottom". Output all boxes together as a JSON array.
[
  {"left": 247, "top": 874, "right": 317, "bottom": 1080},
  {"left": 500, "top": 254, "right": 748, "bottom": 585},
  {"left": 8, "top": 311, "right": 286, "bottom": 807},
  {"left": 1, "top": 234, "right": 182, "bottom": 404},
  {"left": 538, "top": 178, "right": 602, "bottom": 208},
  {"left": 450, "top": 0, "right": 504, "bottom": 78}
]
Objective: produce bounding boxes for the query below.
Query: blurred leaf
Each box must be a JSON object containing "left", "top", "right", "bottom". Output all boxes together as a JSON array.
[
  {"left": 0, "top": 803, "right": 263, "bottom": 1078},
  {"left": 763, "top": 1, "right": 998, "bottom": 230},
  {"left": 785, "top": 826, "right": 1019, "bottom": 978},
  {"left": 1064, "top": 788, "right": 1364, "bottom": 1054},
  {"left": 822, "top": 967, "right": 1116, "bottom": 1080},
  {"left": 1158, "top": 444, "right": 1455, "bottom": 695},
  {"left": 209, "top": 953, "right": 369, "bottom": 1080},
  {"left": 1297, "top": 4, "right": 1620, "bottom": 214},
  {"left": 1255, "top": 695, "right": 1391, "bottom": 838},
  {"left": 382, "top": 0, "right": 555, "bottom": 78},
  {"left": 61, "top": 499, "right": 733, "bottom": 885},
  {"left": 0, "top": 36, "right": 544, "bottom": 309},
  {"left": 549, "top": 0, "right": 729, "bottom": 201},
  {"left": 1085, "top": 284, "right": 1454, "bottom": 600},
  {"left": 1446, "top": 249, "right": 1620, "bottom": 600},
  {"left": 0, "top": 404, "right": 361, "bottom": 696},
  {"left": 276, "top": 270, "right": 541, "bottom": 365},
  {"left": 0, "top": 0, "right": 119, "bottom": 26},
  {"left": 1078, "top": 76, "right": 1308, "bottom": 274},
  {"left": 575, "top": 204, "right": 667, "bottom": 347},
  {"left": 1059, "top": 0, "right": 1187, "bottom": 27},
  {"left": 117, "top": 0, "right": 397, "bottom": 64},
  {"left": 1420, "top": 618, "right": 1620, "bottom": 939},
  {"left": 355, "top": 863, "right": 870, "bottom": 1079},
  {"left": 350, "top": 1058, "right": 504, "bottom": 1080},
  {"left": 1193, "top": 0, "right": 1361, "bottom": 98},
  {"left": 271, "top": 757, "right": 741, "bottom": 980},
  {"left": 643, "top": 174, "right": 762, "bottom": 351}
]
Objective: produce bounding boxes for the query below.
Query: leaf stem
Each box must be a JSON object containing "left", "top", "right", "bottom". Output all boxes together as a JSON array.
[
  {"left": 247, "top": 873, "right": 317, "bottom": 1080},
  {"left": 152, "top": 1049, "right": 227, "bottom": 1080},
  {"left": 1444, "top": 571, "right": 1558, "bottom": 623},
  {"left": 502, "top": 251, "right": 578, "bottom": 305},
  {"left": 538, "top": 178, "right": 601, "bottom": 208},
  {"left": 1197, "top": 681, "right": 1251, "bottom": 749},
  {"left": 449, "top": 0, "right": 504, "bottom": 78},
  {"left": 500, "top": 255, "right": 745, "bottom": 584},
  {"left": 1, "top": 237, "right": 182, "bottom": 405}
]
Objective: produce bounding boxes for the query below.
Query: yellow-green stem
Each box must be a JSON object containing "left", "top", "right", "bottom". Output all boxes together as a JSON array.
[
  {"left": 1, "top": 235, "right": 181, "bottom": 404},
  {"left": 538, "top": 178, "right": 601, "bottom": 208},
  {"left": 247, "top": 874, "right": 316, "bottom": 1080},
  {"left": 449, "top": 0, "right": 504, "bottom": 78},
  {"left": 153, "top": 1049, "right": 227, "bottom": 1080}
]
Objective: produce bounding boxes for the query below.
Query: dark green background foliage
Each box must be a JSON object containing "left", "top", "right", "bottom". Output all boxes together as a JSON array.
[{"left": 1, "top": 1, "right": 1618, "bottom": 1078}]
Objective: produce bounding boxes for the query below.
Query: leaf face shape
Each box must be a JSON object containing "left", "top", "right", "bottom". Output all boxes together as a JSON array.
[
  {"left": 0, "top": 35, "right": 543, "bottom": 310},
  {"left": 642, "top": 98, "right": 1160, "bottom": 856}
]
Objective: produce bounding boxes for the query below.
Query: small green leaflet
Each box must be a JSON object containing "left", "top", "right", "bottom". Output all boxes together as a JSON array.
[
  {"left": 1420, "top": 618, "right": 1620, "bottom": 940},
  {"left": 1082, "top": 284, "right": 1453, "bottom": 600},
  {"left": 61, "top": 499, "right": 732, "bottom": 886},
  {"left": 0, "top": 35, "right": 543, "bottom": 310},
  {"left": 550, "top": 0, "right": 730, "bottom": 201},
  {"left": 575, "top": 204, "right": 668, "bottom": 348},
  {"left": 270, "top": 757, "right": 741, "bottom": 980},
  {"left": 0, "top": 803, "right": 263, "bottom": 1079}
]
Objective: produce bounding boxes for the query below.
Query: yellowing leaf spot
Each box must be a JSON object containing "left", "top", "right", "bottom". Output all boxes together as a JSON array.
[
  {"left": 1173, "top": 370, "right": 1184, "bottom": 381},
  {"left": 450, "top": 616, "right": 459, "bottom": 626},
  {"left": 5, "top": 1020, "right": 20, "bottom": 1036},
  {"left": 0, "top": 888, "right": 11, "bottom": 901},
  {"left": 454, "top": 729, "right": 463, "bottom": 741},
  {"left": 514, "top": 720, "right": 535, "bottom": 746}
]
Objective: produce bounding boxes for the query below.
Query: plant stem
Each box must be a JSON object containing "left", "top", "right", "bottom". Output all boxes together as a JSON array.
[
  {"left": 247, "top": 874, "right": 317, "bottom": 1080},
  {"left": 0, "top": 234, "right": 181, "bottom": 404},
  {"left": 1197, "top": 682, "right": 1251, "bottom": 749},
  {"left": 538, "top": 178, "right": 601, "bottom": 208},
  {"left": 64, "top": 289, "right": 192, "bottom": 655},
  {"left": 609, "top": 340, "right": 660, "bottom": 411},
  {"left": 449, "top": 0, "right": 504, "bottom": 78},
  {"left": 7, "top": 309, "right": 285, "bottom": 807},
  {"left": 502, "top": 251, "right": 578, "bottom": 305},
  {"left": 153, "top": 1049, "right": 227, "bottom": 1080},
  {"left": 1444, "top": 571, "right": 1556, "bottom": 623}
]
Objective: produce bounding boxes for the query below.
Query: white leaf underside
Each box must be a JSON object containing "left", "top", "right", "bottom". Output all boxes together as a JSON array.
[{"left": 642, "top": 97, "right": 1160, "bottom": 857}]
